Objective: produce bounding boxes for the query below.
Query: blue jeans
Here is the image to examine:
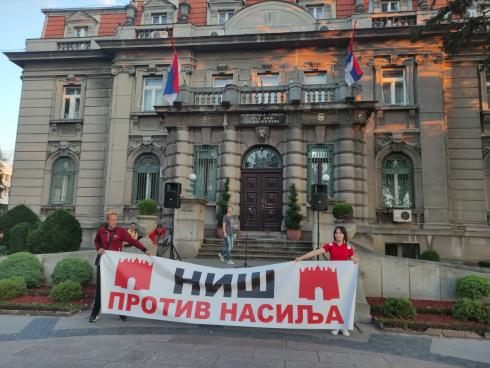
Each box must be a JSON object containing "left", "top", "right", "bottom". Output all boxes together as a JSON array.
[{"left": 221, "top": 234, "right": 233, "bottom": 260}]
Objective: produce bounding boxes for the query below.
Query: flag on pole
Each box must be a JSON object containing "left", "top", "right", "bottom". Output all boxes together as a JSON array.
[
  {"left": 164, "top": 51, "right": 179, "bottom": 106},
  {"left": 344, "top": 24, "right": 363, "bottom": 87}
]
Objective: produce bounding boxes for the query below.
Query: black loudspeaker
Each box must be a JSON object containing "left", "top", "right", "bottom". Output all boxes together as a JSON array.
[
  {"left": 164, "top": 182, "right": 181, "bottom": 209},
  {"left": 311, "top": 184, "right": 328, "bottom": 211}
]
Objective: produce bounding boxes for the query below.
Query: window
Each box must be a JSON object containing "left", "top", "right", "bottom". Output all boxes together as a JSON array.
[
  {"left": 243, "top": 146, "right": 282, "bottom": 169},
  {"left": 381, "top": 1, "right": 400, "bottom": 12},
  {"left": 307, "top": 144, "right": 334, "bottom": 200},
  {"left": 382, "top": 69, "right": 406, "bottom": 105},
  {"left": 143, "top": 77, "right": 163, "bottom": 112},
  {"left": 382, "top": 153, "right": 414, "bottom": 208},
  {"left": 213, "top": 75, "right": 233, "bottom": 88},
  {"left": 304, "top": 72, "right": 327, "bottom": 85},
  {"left": 385, "top": 243, "right": 420, "bottom": 259},
  {"left": 74, "top": 26, "right": 88, "bottom": 37},
  {"left": 50, "top": 157, "right": 76, "bottom": 205},
  {"left": 133, "top": 154, "right": 160, "bottom": 202},
  {"left": 62, "top": 86, "right": 81, "bottom": 119},
  {"left": 193, "top": 145, "right": 218, "bottom": 201},
  {"left": 257, "top": 73, "right": 279, "bottom": 87},
  {"left": 152, "top": 13, "right": 168, "bottom": 24},
  {"left": 307, "top": 5, "right": 332, "bottom": 19},
  {"left": 218, "top": 10, "right": 234, "bottom": 24}
]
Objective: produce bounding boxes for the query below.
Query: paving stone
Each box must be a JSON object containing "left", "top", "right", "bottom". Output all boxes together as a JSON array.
[
  {"left": 228, "top": 336, "right": 286, "bottom": 349},
  {"left": 191, "top": 343, "right": 254, "bottom": 359},
  {"left": 442, "top": 330, "right": 466, "bottom": 338},
  {"left": 148, "top": 350, "right": 219, "bottom": 368},
  {"left": 168, "top": 334, "right": 229, "bottom": 345},
  {"left": 318, "top": 351, "right": 388, "bottom": 367},
  {"left": 214, "top": 357, "right": 285, "bottom": 368},
  {"left": 427, "top": 329, "right": 443, "bottom": 337},
  {"left": 382, "top": 354, "right": 456, "bottom": 368},
  {"left": 254, "top": 347, "right": 319, "bottom": 362},
  {"left": 285, "top": 361, "right": 357, "bottom": 368},
  {"left": 27, "top": 358, "right": 106, "bottom": 368}
]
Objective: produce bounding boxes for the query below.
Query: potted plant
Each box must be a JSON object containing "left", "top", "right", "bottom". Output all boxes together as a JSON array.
[
  {"left": 136, "top": 199, "right": 159, "bottom": 239},
  {"left": 332, "top": 204, "right": 353, "bottom": 222},
  {"left": 216, "top": 177, "right": 230, "bottom": 238},
  {"left": 284, "top": 183, "right": 304, "bottom": 241}
]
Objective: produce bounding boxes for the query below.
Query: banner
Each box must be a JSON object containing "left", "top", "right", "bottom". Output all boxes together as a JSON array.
[{"left": 101, "top": 251, "right": 358, "bottom": 330}]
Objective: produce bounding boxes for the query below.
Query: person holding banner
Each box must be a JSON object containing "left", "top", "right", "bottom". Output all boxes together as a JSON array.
[
  {"left": 295, "top": 225, "right": 358, "bottom": 336},
  {"left": 89, "top": 212, "right": 151, "bottom": 323}
]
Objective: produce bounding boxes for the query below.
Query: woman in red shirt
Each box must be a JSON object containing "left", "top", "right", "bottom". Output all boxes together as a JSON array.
[{"left": 295, "top": 225, "right": 358, "bottom": 336}]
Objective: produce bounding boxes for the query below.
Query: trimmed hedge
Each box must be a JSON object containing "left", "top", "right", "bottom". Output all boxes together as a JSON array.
[
  {"left": 381, "top": 298, "right": 416, "bottom": 319},
  {"left": 419, "top": 250, "right": 440, "bottom": 262},
  {"left": 332, "top": 204, "right": 353, "bottom": 221},
  {"left": 0, "top": 276, "right": 27, "bottom": 300},
  {"left": 452, "top": 297, "right": 489, "bottom": 323},
  {"left": 51, "top": 257, "right": 92, "bottom": 285},
  {"left": 455, "top": 275, "right": 490, "bottom": 300},
  {"left": 31, "top": 209, "right": 82, "bottom": 254},
  {"left": 0, "top": 205, "right": 39, "bottom": 246},
  {"left": 8, "top": 222, "right": 34, "bottom": 254},
  {"left": 50, "top": 281, "right": 84, "bottom": 303},
  {"left": 138, "top": 199, "right": 158, "bottom": 215},
  {"left": 0, "top": 252, "right": 45, "bottom": 288}
]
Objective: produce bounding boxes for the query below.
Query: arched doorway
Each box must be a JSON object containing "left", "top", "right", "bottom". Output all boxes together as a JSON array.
[{"left": 241, "top": 145, "right": 283, "bottom": 231}]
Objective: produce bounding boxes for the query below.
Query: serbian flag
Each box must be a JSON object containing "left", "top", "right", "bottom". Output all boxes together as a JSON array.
[
  {"left": 164, "top": 51, "right": 179, "bottom": 106},
  {"left": 344, "top": 25, "right": 363, "bottom": 87}
]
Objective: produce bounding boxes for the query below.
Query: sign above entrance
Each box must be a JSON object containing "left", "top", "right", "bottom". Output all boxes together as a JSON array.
[{"left": 239, "top": 113, "right": 286, "bottom": 125}]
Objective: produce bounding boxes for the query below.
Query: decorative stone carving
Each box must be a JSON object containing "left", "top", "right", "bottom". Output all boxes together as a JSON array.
[
  {"left": 111, "top": 65, "right": 136, "bottom": 76},
  {"left": 124, "top": 1, "right": 137, "bottom": 26},
  {"left": 255, "top": 126, "right": 270, "bottom": 144},
  {"left": 46, "top": 141, "right": 81, "bottom": 158},
  {"left": 127, "top": 136, "right": 166, "bottom": 155},
  {"left": 374, "top": 133, "right": 421, "bottom": 156},
  {"left": 418, "top": 0, "right": 429, "bottom": 10}
]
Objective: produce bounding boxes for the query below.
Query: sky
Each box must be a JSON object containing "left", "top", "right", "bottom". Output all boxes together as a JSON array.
[{"left": 0, "top": 0, "right": 127, "bottom": 163}]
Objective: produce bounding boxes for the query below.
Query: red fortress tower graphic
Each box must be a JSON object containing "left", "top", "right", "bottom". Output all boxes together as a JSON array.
[
  {"left": 299, "top": 266, "right": 340, "bottom": 301},
  {"left": 114, "top": 258, "right": 154, "bottom": 290}
]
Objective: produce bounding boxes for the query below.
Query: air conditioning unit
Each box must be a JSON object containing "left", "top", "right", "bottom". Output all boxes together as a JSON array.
[{"left": 393, "top": 209, "right": 412, "bottom": 223}]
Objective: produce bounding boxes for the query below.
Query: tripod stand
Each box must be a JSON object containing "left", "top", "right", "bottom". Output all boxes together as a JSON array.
[{"left": 157, "top": 208, "right": 181, "bottom": 260}]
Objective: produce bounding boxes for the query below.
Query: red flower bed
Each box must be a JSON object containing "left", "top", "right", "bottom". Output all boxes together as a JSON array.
[{"left": 9, "top": 284, "right": 95, "bottom": 305}]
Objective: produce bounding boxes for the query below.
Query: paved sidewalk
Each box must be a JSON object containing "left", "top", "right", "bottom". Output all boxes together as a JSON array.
[{"left": 0, "top": 312, "right": 489, "bottom": 368}]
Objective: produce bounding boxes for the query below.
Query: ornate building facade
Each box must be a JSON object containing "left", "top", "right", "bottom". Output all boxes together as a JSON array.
[{"left": 6, "top": 0, "right": 490, "bottom": 262}]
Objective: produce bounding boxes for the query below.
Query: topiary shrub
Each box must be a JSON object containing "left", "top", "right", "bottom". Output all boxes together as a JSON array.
[
  {"left": 332, "top": 204, "right": 353, "bottom": 221},
  {"left": 452, "top": 297, "right": 489, "bottom": 323},
  {"left": 0, "top": 276, "right": 27, "bottom": 300},
  {"left": 50, "top": 281, "right": 84, "bottom": 303},
  {"left": 138, "top": 199, "right": 158, "bottom": 215},
  {"left": 30, "top": 209, "right": 82, "bottom": 254},
  {"left": 419, "top": 249, "right": 440, "bottom": 262},
  {"left": 284, "top": 184, "right": 304, "bottom": 230},
  {"left": 0, "top": 205, "right": 40, "bottom": 246},
  {"left": 216, "top": 177, "right": 231, "bottom": 227},
  {"left": 455, "top": 275, "right": 490, "bottom": 300},
  {"left": 7, "top": 222, "right": 34, "bottom": 254},
  {"left": 0, "top": 252, "right": 45, "bottom": 288},
  {"left": 382, "top": 298, "right": 416, "bottom": 319},
  {"left": 51, "top": 257, "right": 93, "bottom": 285}
]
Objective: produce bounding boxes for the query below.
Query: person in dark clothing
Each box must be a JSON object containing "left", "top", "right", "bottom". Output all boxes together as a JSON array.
[{"left": 89, "top": 212, "right": 150, "bottom": 323}]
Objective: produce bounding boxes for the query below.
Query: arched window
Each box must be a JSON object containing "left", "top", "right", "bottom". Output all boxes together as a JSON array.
[
  {"left": 382, "top": 153, "right": 414, "bottom": 208},
  {"left": 243, "top": 146, "right": 282, "bottom": 169},
  {"left": 50, "top": 157, "right": 76, "bottom": 205},
  {"left": 133, "top": 154, "right": 160, "bottom": 202}
]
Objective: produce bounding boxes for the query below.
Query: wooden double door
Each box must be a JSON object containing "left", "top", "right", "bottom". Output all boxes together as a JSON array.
[{"left": 240, "top": 169, "right": 283, "bottom": 231}]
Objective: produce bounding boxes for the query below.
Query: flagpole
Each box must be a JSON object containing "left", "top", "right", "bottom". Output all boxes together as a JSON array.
[{"left": 169, "top": 37, "right": 187, "bottom": 87}]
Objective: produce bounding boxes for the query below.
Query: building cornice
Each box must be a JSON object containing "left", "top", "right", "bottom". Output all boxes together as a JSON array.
[{"left": 4, "top": 50, "right": 111, "bottom": 68}]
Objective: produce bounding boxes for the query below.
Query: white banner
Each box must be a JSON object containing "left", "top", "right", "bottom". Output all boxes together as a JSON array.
[{"left": 101, "top": 251, "right": 358, "bottom": 330}]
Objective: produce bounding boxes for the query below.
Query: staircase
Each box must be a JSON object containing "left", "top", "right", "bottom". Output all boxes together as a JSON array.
[{"left": 197, "top": 231, "right": 313, "bottom": 261}]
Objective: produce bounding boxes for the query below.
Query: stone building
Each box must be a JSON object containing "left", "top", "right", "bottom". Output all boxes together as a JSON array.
[{"left": 6, "top": 0, "right": 490, "bottom": 262}]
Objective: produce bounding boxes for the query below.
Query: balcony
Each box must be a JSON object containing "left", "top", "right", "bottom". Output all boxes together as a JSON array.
[
  {"left": 135, "top": 24, "right": 172, "bottom": 39},
  {"left": 372, "top": 12, "right": 417, "bottom": 28},
  {"left": 56, "top": 40, "right": 92, "bottom": 51}
]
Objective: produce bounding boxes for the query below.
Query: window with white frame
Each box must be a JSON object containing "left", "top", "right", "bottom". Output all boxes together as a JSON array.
[
  {"left": 152, "top": 13, "right": 168, "bottom": 24},
  {"left": 143, "top": 77, "right": 163, "bottom": 112},
  {"left": 213, "top": 74, "right": 233, "bottom": 88},
  {"left": 307, "top": 5, "right": 332, "bottom": 19},
  {"left": 74, "top": 26, "right": 89, "bottom": 37},
  {"left": 62, "top": 86, "right": 81, "bottom": 119},
  {"left": 304, "top": 72, "right": 327, "bottom": 85},
  {"left": 50, "top": 157, "right": 76, "bottom": 205},
  {"left": 257, "top": 73, "right": 279, "bottom": 87},
  {"left": 382, "top": 69, "right": 406, "bottom": 105},
  {"left": 133, "top": 154, "right": 160, "bottom": 202},
  {"left": 381, "top": 0, "right": 400, "bottom": 12},
  {"left": 218, "top": 10, "right": 234, "bottom": 24},
  {"left": 382, "top": 153, "right": 414, "bottom": 208}
]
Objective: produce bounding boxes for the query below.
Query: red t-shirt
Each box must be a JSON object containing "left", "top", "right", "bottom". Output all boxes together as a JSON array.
[{"left": 322, "top": 242, "right": 354, "bottom": 261}]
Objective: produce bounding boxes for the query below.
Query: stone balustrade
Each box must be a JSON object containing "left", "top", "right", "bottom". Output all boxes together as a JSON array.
[
  {"left": 372, "top": 13, "right": 417, "bottom": 28},
  {"left": 56, "top": 41, "right": 91, "bottom": 50}
]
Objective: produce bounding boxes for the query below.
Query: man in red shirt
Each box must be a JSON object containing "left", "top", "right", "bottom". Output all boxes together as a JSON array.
[{"left": 89, "top": 212, "right": 151, "bottom": 323}]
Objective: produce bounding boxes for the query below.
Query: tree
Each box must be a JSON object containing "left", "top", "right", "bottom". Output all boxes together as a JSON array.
[{"left": 284, "top": 184, "right": 304, "bottom": 230}]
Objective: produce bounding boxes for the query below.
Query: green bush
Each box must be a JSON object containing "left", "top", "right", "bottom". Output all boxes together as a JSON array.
[
  {"left": 419, "top": 249, "right": 440, "bottom": 262},
  {"left": 138, "top": 199, "right": 158, "bottom": 215},
  {"left": 0, "top": 252, "right": 45, "bottom": 288},
  {"left": 0, "top": 276, "right": 27, "bottom": 300},
  {"left": 382, "top": 298, "right": 416, "bottom": 319},
  {"left": 455, "top": 275, "right": 490, "bottom": 300},
  {"left": 31, "top": 210, "right": 82, "bottom": 254},
  {"left": 50, "top": 281, "right": 84, "bottom": 303},
  {"left": 478, "top": 261, "right": 490, "bottom": 268},
  {"left": 216, "top": 177, "right": 231, "bottom": 226},
  {"left": 7, "top": 222, "right": 34, "bottom": 254},
  {"left": 332, "top": 204, "right": 353, "bottom": 221},
  {"left": 284, "top": 184, "right": 304, "bottom": 230},
  {"left": 452, "top": 297, "right": 489, "bottom": 323},
  {"left": 0, "top": 205, "right": 40, "bottom": 246},
  {"left": 51, "top": 257, "right": 93, "bottom": 285}
]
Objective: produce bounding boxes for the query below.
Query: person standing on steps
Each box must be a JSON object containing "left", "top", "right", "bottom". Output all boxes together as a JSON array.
[
  {"left": 218, "top": 207, "right": 234, "bottom": 265},
  {"left": 295, "top": 225, "right": 359, "bottom": 336},
  {"left": 89, "top": 212, "right": 151, "bottom": 323}
]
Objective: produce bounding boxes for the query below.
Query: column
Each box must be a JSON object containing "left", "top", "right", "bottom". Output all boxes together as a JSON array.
[
  {"left": 166, "top": 126, "right": 192, "bottom": 186},
  {"left": 285, "top": 124, "right": 306, "bottom": 215},
  {"left": 335, "top": 124, "right": 357, "bottom": 209},
  {"left": 219, "top": 126, "right": 240, "bottom": 214},
  {"left": 354, "top": 126, "right": 368, "bottom": 221}
]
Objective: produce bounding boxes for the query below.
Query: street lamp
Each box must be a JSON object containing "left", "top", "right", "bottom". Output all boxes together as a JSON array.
[
  {"left": 188, "top": 172, "right": 196, "bottom": 196},
  {"left": 322, "top": 173, "right": 330, "bottom": 197}
]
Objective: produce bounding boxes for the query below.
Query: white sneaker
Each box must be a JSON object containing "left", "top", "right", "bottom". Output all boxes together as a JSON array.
[
  {"left": 226, "top": 260, "right": 234, "bottom": 265},
  {"left": 218, "top": 253, "right": 224, "bottom": 262},
  {"left": 341, "top": 329, "right": 350, "bottom": 336},
  {"left": 330, "top": 329, "right": 339, "bottom": 335}
]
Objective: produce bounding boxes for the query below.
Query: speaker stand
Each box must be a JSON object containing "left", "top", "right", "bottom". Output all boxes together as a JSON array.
[{"left": 158, "top": 208, "right": 181, "bottom": 261}]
